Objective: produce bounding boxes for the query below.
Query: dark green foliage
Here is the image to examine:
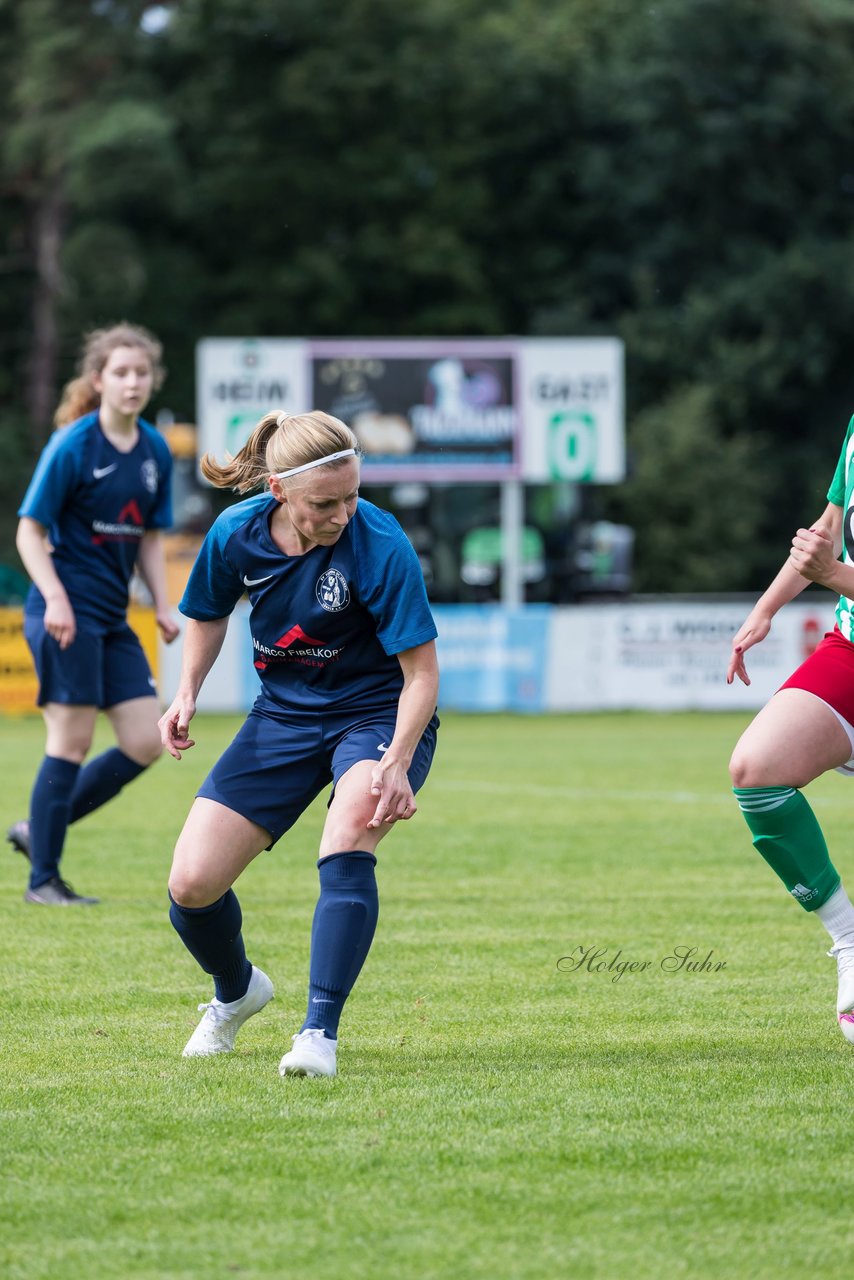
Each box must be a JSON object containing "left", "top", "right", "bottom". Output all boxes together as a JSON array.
[
  {"left": 3, "top": 0, "right": 854, "bottom": 590},
  {"left": 606, "top": 385, "right": 768, "bottom": 592}
]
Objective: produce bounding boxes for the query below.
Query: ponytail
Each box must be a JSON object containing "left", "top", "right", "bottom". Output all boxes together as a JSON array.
[
  {"left": 200, "top": 412, "right": 282, "bottom": 493},
  {"left": 201, "top": 410, "right": 359, "bottom": 493},
  {"left": 54, "top": 376, "right": 100, "bottom": 428}
]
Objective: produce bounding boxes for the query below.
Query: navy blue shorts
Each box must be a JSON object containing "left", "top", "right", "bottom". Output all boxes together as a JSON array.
[
  {"left": 23, "top": 616, "right": 157, "bottom": 709},
  {"left": 197, "top": 702, "right": 439, "bottom": 844}
]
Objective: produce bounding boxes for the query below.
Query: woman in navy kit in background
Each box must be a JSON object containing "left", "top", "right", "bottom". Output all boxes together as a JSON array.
[
  {"left": 159, "top": 410, "right": 439, "bottom": 1079},
  {"left": 9, "top": 324, "right": 179, "bottom": 905}
]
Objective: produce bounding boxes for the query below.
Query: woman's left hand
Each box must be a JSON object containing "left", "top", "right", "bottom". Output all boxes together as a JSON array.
[
  {"left": 367, "top": 756, "right": 417, "bottom": 828},
  {"left": 155, "top": 610, "right": 180, "bottom": 644},
  {"left": 788, "top": 526, "right": 838, "bottom": 585}
]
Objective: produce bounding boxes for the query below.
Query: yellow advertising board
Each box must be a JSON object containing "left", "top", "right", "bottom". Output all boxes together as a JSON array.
[
  {"left": 129, "top": 606, "right": 160, "bottom": 681},
  {"left": 0, "top": 608, "right": 36, "bottom": 714},
  {"left": 0, "top": 606, "right": 160, "bottom": 716}
]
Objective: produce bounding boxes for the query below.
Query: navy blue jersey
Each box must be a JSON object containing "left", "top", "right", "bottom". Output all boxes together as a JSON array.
[
  {"left": 180, "top": 496, "right": 437, "bottom": 713},
  {"left": 19, "top": 412, "right": 173, "bottom": 629}
]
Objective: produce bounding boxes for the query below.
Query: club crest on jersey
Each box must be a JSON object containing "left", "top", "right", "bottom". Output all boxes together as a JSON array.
[
  {"left": 141, "top": 459, "right": 158, "bottom": 494},
  {"left": 316, "top": 568, "right": 350, "bottom": 612}
]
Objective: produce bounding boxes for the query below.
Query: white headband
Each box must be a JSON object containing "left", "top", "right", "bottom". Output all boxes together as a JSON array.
[{"left": 273, "top": 448, "right": 357, "bottom": 480}]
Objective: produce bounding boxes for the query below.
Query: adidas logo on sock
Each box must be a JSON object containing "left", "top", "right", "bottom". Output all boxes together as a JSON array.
[{"left": 791, "top": 883, "right": 818, "bottom": 903}]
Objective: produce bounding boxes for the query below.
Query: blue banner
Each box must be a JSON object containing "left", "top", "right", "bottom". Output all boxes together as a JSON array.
[{"left": 433, "top": 605, "right": 552, "bottom": 711}]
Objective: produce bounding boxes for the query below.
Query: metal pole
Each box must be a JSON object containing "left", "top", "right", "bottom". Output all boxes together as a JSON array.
[{"left": 500, "top": 478, "right": 523, "bottom": 609}]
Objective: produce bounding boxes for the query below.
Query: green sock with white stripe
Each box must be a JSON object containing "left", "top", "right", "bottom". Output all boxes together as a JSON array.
[{"left": 733, "top": 786, "right": 840, "bottom": 911}]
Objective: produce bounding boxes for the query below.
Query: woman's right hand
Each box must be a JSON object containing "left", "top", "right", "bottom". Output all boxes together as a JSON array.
[
  {"left": 158, "top": 694, "right": 197, "bottom": 760},
  {"left": 726, "top": 612, "right": 772, "bottom": 686},
  {"left": 43, "top": 591, "right": 76, "bottom": 650}
]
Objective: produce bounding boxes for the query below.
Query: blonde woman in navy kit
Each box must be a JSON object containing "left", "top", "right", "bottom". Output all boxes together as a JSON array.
[
  {"left": 160, "top": 410, "right": 439, "bottom": 1078},
  {"left": 10, "top": 323, "right": 178, "bottom": 904}
]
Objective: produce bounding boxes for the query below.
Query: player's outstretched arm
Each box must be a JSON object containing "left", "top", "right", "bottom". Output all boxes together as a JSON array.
[
  {"left": 368, "top": 640, "right": 439, "bottom": 829},
  {"left": 727, "top": 502, "right": 842, "bottom": 686},
  {"left": 159, "top": 616, "right": 229, "bottom": 759}
]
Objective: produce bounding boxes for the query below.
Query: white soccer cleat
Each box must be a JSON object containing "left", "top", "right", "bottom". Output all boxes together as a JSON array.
[
  {"left": 278, "top": 1028, "right": 338, "bottom": 1078},
  {"left": 181, "top": 966, "right": 274, "bottom": 1057},
  {"left": 829, "top": 945, "right": 854, "bottom": 1043}
]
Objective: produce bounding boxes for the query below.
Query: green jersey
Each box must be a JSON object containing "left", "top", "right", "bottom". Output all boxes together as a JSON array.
[{"left": 827, "top": 415, "right": 854, "bottom": 640}]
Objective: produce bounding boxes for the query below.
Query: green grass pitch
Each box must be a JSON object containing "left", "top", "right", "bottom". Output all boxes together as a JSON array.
[{"left": 2, "top": 710, "right": 854, "bottom": 1279}]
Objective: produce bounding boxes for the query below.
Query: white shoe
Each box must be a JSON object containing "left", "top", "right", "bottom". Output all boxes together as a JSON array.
[
  {"left": 829, "top": 945, "right": 854, "bottom": 1043},
  {"left": 181, "top": 966, "right": 274, "bottom": 1057},
  {"left": 278, "top": 1028, "right": 338, "bottom": 1078}
]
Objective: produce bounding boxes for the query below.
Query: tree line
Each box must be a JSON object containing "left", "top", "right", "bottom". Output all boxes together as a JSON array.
[{"left": 3, "top": 0, "right": 854, "bottom": 592}]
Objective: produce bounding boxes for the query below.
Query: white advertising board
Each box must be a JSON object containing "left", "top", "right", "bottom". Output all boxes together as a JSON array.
[
  {"left": 196, "top": 339, "right": 308, "bottom": 466},
  {"left": 545, "top": 601, "right": 836, "bottom": 711},
  {"left": 519, "top": 338, "right": 625, "bottom": 483},
  {"left": 196, "top": 337, "right": 625, "bottom": 483}
]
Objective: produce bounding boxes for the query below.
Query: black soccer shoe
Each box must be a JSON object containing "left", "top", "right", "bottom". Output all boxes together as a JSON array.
[
  {"left": 24, "top": 876, "right": 99, "bottom": 906},
  {"left": 7, "top": 820, "right": 31, "bottom": 861}
]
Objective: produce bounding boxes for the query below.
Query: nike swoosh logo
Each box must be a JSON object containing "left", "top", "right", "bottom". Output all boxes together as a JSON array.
[
  {"left": 243, "top": 573, "right": 274, "bottom": 587},
  {"left": 93, "top": 464, "right": 118, "bottom": 479},
  {"left": 311, "top": 997, "right": 333, "bottom": 1004},
  {"left": 377, "top": 742, "right": 389, "bottom": 752}
]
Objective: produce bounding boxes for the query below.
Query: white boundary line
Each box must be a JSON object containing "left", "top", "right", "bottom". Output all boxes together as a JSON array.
[{"left": 433, "top": 778, "right": 854, "bottom": 807}]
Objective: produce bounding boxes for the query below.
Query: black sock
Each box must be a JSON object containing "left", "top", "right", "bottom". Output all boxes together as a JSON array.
[
  {"left": 302, "top": 851, "right": 379, "bottom": 1039},
  {"left": 168, "top": 888, "right": 252, "bottom": 1003},
  {"left": 70, "top": 748, "right": 147, "bottom": 822},
  {"left": 29, "top": 756, "right": 80, "bottom": 890}
]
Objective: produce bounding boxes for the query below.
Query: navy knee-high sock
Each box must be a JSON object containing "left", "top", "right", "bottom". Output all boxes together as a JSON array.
[
  {"left": 302, "top": 851, "right": 379, "bottom": 1039},
  {"left": 168, "top": 889, "right": 252, "bottom": 1003},
  {"left": 69, "top": 748, "right": 147, "bottom": 823},
  {"left": 29, "top": 756, "right": 80, "bottom": 890}
]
